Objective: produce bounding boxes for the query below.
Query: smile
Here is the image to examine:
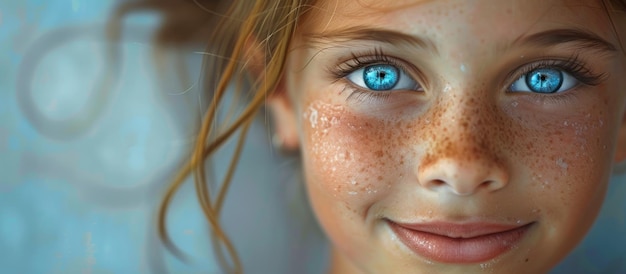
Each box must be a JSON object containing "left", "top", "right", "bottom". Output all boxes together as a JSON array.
[{"left": 387, "top": 219, "right": 534, "bottom": 264}]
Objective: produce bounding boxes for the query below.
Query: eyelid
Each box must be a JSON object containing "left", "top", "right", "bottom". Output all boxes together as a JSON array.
[
  {"left": 505, "top": 56, "right": 606, "bottom": 92},
  {"left": 510, "top": 69, "right": 578, "bottom": 93},
  {"left": 329, "top": 49, "right": 427, "bottom": 90}
]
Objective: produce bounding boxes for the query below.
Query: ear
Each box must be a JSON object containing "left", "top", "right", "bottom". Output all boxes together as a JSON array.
[
  {"left": 244, "top": 37, "right": 300, "bottom": 151},
  {"left": 266, "top": 83, "right": 300, "bottom": 151}
]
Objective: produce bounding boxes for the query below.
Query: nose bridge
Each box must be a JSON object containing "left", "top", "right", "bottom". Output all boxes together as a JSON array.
[
  {"left": 417, "top": 93, "right": 508, "bottom": 195},
  {"left": 435, "top": 94, "right": 495, "bottom": 154}
]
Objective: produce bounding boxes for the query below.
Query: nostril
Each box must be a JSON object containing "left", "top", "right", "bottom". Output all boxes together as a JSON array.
[
  {"left": 480, "top": 180, "right": 495, "bottom": 190},
  {"left": 482, "top": 179, "right": 506, "bottom": 191},
  {"left": 428, "top": 179, "right": 446, "bottom": 189}
]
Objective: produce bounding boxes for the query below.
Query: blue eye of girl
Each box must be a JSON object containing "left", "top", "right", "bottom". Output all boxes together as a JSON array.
[
  {"left": 346, "top": 64, "right": 419, "bottom": 91},
  {"left": 510, "top": 67, "right": 578, "bottom": 94},
  {"left": 363, "top": 65, "right": 399, "bottom": 90}
]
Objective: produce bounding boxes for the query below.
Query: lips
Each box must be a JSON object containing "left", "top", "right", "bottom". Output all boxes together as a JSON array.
[{"left": 387, "top": 220, "right": 533, "bottom": 264}]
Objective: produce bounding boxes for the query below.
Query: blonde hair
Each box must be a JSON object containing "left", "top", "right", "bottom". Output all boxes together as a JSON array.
[
  {"left": 113, "top": 0, "right": 316, "bottom": 273},
  {"left": 111, "top": 0, "right": 625, "bottom": 273}
]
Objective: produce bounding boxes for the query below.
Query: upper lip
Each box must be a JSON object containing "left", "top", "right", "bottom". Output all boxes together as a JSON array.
[{"left": 388, "top": 220, "right": 531, "bottom": 238}]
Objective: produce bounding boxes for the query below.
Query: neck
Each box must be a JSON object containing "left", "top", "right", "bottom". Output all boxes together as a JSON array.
[{"left": 327, "top": 248, "right": 362, "bottom": 274}]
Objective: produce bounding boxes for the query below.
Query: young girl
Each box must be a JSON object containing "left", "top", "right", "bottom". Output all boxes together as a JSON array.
[{"left": 119, "top": 0, "right": 626, "bottom": 273}]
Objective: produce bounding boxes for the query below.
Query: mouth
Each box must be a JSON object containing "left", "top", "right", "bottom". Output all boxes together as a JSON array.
[{"left": 387, "top": 219, "right": 534, "bottom": 264}]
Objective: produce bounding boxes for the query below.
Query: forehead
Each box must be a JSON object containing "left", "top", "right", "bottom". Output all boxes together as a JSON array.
[{"left": 302, "top": 0, "right": 611, "bottom": 40}]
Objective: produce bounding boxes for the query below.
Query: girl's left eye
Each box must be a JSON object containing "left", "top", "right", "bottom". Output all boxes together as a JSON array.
[
  {"left": 346, "top": 64, "right": 420, "bottom": 91},
  {"left": 510, "top": 67, "right": 578, "bottom": 94}
]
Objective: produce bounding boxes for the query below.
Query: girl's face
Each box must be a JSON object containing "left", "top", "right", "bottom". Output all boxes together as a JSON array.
[{"left": 272, "top": 0, "right": 626, "bottom": 272}]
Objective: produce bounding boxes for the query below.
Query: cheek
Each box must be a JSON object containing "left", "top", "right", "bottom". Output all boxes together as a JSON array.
[
  {"left": 513, "top": 100, "right": 616, "bottom": 229},
  {"left": 300, "top": 101, "right": 409, "bottom": 205}
]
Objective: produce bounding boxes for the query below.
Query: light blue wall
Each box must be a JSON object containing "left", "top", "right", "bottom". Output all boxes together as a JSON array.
[{"left": 1, "top": 1, "right": 625, "bottom": 273}]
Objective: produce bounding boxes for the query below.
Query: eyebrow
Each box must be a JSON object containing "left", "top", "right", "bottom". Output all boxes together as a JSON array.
[
  {"left": 303, "top": 27, "right": 617, "bottom": 56},
  {"left": 303, "top": 27, "right": 438, "bottom": 54},
  {"left": 514, "top": 28, "right": 617, "bottom": 53}
]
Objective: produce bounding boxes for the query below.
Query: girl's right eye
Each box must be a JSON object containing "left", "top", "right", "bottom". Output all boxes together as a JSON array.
[{"left": 346, "top": 64, "right": 421, "bottom": 91}]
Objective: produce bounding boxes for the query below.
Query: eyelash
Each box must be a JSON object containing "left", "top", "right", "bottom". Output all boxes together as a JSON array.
[
  {"left": 508, "top": 55, "right": 607, "bottom": 104},
  {"left": 328, "top": 48, "right": 418, "bottom": 103},
  {"left": 329, "top": 50, "right": 607, "bottom": 104},
  {"left": 508, "top": 54, "right": 606, "bottom": 90}
]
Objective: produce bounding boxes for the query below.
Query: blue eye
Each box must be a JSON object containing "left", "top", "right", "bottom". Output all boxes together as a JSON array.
[
  {"left": 364, "top": 65, "right": 399, "bottom": 90},
  {"left": 510, "top": 67, "right": 578, "bottom": 93},
  {"left": 346, "top": 64, "right": 419, "bottom": 91}
]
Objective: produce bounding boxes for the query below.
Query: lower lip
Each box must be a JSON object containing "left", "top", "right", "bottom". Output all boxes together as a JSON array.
[{"left": 388, "top": 221, "right": 532, "bottom": 264}]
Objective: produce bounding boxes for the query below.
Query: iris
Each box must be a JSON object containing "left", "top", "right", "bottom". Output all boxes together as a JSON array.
[
  {"left": 525, "top": 68, "right": 563, "bottom": 93},
  {"left": 363, "top": 65, "right": 400, "bottom": 91}
]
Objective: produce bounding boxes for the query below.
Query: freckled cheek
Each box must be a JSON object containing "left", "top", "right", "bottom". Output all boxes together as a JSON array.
[
  {"left": 300, "top": 102, "right": 408, "bottom": 204},
  {"left": 522, "top": 115, "right": 614, "bottom": 217}
]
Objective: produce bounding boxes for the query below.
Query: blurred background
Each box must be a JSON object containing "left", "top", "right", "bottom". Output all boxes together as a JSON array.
[{"left": 1, "top": 1, "right": 625, "bottom": 273}]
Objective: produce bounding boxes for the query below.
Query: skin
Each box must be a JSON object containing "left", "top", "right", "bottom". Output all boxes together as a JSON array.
[{"left": 265, "top": 0, "right": 626, "bottom": 273}]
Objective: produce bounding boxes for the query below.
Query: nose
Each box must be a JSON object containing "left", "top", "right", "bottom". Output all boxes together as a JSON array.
[
  {"left": 416, "top": 102, "right": 510, "bottom": 196},
  {"left": 418, "top": 155, "right": 509, "bottom": 196}
]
